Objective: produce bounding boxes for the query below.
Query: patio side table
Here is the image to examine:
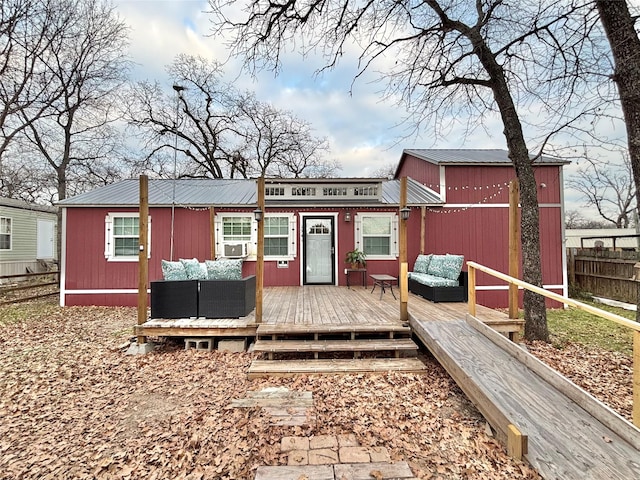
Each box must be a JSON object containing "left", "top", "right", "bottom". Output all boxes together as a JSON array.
[
  {"left": 369, "top": 274, "right": 398, "bottom": 300},
  {"left": 345, "top": 268, "right": 367, "bottom": 289}
]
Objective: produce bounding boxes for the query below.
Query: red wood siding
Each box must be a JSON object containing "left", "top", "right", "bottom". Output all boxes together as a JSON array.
[{"left": 397, "top": 154, "right": 441, "bottom": 194}]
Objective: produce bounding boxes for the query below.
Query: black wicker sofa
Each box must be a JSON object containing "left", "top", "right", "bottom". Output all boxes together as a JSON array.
[
  {"left": 408, "top": 254, "right": 468, "bottom": 303},
  {"left": 150, "top": 258, "right": 256, "bottom": 319}
]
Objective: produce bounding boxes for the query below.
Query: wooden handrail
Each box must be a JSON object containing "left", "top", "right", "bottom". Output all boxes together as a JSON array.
[
  {"left": 466, "top": 260, "right": 640, "bottom": 427},
  {"left": 467, "top": 261, "right": 640, "bottom": 332}
]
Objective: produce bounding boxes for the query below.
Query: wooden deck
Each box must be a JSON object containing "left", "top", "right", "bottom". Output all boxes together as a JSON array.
[{"left": 137, "top": 285, "right": 518, "bottom": 336}]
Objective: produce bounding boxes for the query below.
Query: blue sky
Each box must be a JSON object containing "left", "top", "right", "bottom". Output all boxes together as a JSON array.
[{"left": 113, "top": 0, "right": 630, "bottom": 220}]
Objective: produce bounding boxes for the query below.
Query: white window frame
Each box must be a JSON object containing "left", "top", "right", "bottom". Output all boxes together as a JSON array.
[
  {"left": 104, "top": 213, "right": 151, "bottom": 262},
  {"left": 264, "top": 213, "right": 296, "bottom": 261},
  {"left": 214, "top": 213, "right": 297, "bottom": 261},
  {"left": 354, "top": 212, "right": 398, "bottom": 260},
  {"left": 0, "top": 217, "right": 11, "bottom": 251},
  {"left": 215, "top": 213, "right": 256, "bottom": 259}
]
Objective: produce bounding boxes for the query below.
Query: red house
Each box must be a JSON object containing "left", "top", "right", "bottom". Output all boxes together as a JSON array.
[
  {"left": 58, "top": 149, "right": 568, "bottom": 308},
  {"left": 397, "top": 149, "right": 568, "bottom": 307}
]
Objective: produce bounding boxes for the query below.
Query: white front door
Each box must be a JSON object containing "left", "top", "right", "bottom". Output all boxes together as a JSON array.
[
  {"left": 303, "top": 217, "right": 334, "bottom": 284},
  {"left": 37, "top": 219, "right": 55, "bottom": 259}
]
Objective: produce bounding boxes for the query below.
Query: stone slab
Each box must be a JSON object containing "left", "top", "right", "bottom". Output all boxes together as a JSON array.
[
  {"left": 218, "top": 338, "right": 246, "bottom": 352},
  {"left": 368, "top": 446, "right": 391, "bottom": 463},
  {"left": 287, "top": 450, "right": 308, "bottom": 466},
  {"left": 333, "top": 462, "right": 415, "bottom": 479},
  {"left": 254, "top": 465, "right": 334, "bottom": 480},
  {"left": 281, "top": 436, "right": 310, "bottom": 452},
  {"left": 339, "top": 446, "right": 370, "bottom": 463},
  {"left": 337, "top": 433, "right": 358, "bottom": 447},
  {"left": 310, "top": 435, "right": 338, "bottom": 450},
  {"left": 308, "top": 448, "right": 339, "bottom": 465},
  {"left": 125, "top": 342, "right": 155, "bottom": 355}
]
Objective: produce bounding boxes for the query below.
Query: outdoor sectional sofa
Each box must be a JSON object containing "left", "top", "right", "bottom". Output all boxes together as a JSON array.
[
  {"left": 408, "top": 254, "right": 468, "bottom": 303},
  {"left": 150, "top": 258, "right": 256, "bottom": 319}
]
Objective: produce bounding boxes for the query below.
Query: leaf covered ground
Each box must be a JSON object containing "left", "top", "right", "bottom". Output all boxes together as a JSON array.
[{"left": 0, "top": 300, "right": 630, "bottom": 479}]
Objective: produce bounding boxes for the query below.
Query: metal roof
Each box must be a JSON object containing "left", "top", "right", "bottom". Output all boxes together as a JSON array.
[
  {"left": 402, "top": 149, "right": 569, "bottom": 166},
  {"left": 0, "top": 196, "right": 57, "bottom": 213},
  {"left": 58, "top": 177, "right": 443, "bottom": 207}
]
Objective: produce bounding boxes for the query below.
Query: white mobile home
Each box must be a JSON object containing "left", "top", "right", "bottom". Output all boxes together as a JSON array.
[{"left": 0, "top": 197, "right": 57, "bottom": 277}]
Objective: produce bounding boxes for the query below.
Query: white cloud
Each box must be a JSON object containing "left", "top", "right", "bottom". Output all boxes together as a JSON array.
[{"left": 113, "top": 0, "right": 631, "bottom": 222}]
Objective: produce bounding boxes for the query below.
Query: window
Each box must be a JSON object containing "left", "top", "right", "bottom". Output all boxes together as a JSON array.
[
  {"left": 264, "top": 216, "right": 289, "bottom": 256},
  {"left": 215, "top": 214, "right": 253, "bottom": 258},
  {"left": 104, "top": 213, "right": 151, "bottom": 261},
  {"left": 355, "top": 213, "right": 398, "bottom": 259},
  {"left": 264, "top": 214, "right": 296, "bottom": 259},
  {"left": 0, "top": 217, "right": 11, "bottom": 250},
  {"left": 222, "top": 216, "right": 252, "bottom": 242},
  {"left": 215, "top": 213, "right": 296, "bottom": 260},
  {"left": 113, "top": 217, "right": 139, "bottom": 256}
]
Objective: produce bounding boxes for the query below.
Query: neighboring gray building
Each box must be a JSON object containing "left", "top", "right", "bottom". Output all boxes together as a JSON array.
[{"left": 0, "top": 197, "right": 58, "bottom": 277}]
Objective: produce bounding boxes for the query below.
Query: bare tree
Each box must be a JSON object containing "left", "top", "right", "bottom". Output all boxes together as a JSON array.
[
  {"left": 234, "top": 93, "right": 333, "bottom": 177},
  {"left": 595, "top": 0, "right": 640, "bottom": 321},
  {"left": 14, "top": 0, "right": 130, "bottom": 203},
  {"left": 370, "top": 162, "right": 398, "bottom": 179},
  {"left": 2, "top": 0, "right": 130, "bottom": 260},
  {"left": 0, "top": 0, "right": 67, "bottom": 160},
  {"left": 565, "top": 210, "right": 610, "bottom": 229},
  {"left": 210, "top": 0, "right": 606, "bottom": 341},
  {"left": 567, "top": 152, "right": 636, "bottom": 228},
  {"left": 126, "top": 54, "right": 337, "bottom": 179}
]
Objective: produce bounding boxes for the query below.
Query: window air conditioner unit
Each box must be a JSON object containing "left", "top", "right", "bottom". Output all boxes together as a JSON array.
[{"left": 223, "top": 242, "right": 248, "bottom": 258}]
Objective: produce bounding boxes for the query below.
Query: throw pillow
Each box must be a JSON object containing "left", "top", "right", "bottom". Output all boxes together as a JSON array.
[
  {"left": 441, "top": 254, "right": 464, "bottom": 281},
  {"left": 426, "top": 255, "right": 447, "bottom": 277},
  {"left": 413, "top": 254, "right": 432, "bottom": 274},
  {"left": 180, "top": 258, "right": 207, "bottom": 280},
  {"left": 161, "top": 259, "right": 187, "bottom": 281},
  {"left": 205, "top": 259, "right": 243, "bottom": 280}
]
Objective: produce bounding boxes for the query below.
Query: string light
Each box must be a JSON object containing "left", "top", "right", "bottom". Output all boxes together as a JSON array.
[{"left": 426, "top": 184, "right": 508, "bottom": 214}]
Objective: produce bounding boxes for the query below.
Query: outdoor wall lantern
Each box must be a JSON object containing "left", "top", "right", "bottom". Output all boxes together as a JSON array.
[
  {"left": 344, "top": 211, "right": 351, "bottom": 222},
  {"left": 400, "top": 207, "right": 411, "bottom": 221},
  {"left": 253, "top": 208, "right": 263, "bottom": 222}
]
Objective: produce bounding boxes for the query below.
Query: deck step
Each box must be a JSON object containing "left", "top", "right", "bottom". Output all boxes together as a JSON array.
[
  {"left": 247, "top": 358, "right": 427, "bottom": 378},
  {"left": 253, "top": 338, "right": 418, "bottom": 353},
  {"left": 256, "top": 323, "right": 411, "bottom": 336}
]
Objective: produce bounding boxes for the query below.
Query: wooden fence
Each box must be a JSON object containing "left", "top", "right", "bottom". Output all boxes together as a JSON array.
[
  {"left": 568, "top": 249, "right": 639, "bottom": 304},
  {"left": 0, "top": 271, "right": 59, "bottom": 305}
]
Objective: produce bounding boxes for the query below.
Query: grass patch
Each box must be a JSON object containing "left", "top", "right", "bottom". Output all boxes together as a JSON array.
[
  {"left": 0, "top": 300, "right": 60, "bottom": 327},
  {"left": 546, "top": 301, "right": 635, "bottom": 356}
]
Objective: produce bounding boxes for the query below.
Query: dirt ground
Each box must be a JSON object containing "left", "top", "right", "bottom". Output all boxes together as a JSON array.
[{"left": 0, "top": 300, "right": 631, "bottom": 479}]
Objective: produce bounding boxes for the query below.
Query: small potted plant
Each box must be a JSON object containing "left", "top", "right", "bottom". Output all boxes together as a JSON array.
[{"left": 345, "top": 248, "right": 366, "bottom": 269}]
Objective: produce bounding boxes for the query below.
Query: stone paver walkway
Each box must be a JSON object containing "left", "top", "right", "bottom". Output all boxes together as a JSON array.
[
  {"left": 228, "top": 386, "right": 315, "bottom": 427},
  {"left": 254, "top": 434, "right": 418, "bottom": 480}
]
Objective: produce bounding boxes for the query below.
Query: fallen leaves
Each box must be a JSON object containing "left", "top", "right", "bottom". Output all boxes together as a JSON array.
[{"left": 1, "top": 300, "right": 630, "bottom": 479}]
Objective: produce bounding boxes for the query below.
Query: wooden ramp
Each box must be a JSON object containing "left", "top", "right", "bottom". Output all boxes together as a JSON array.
[{"left": 410, "top": 313, "right": 640, "bottom": 479}]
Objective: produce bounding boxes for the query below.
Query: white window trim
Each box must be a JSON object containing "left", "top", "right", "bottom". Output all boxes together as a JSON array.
[
  {"left": 354, "top": 212, "right": 399, "bottom": 260},
  {"left": 215, "top": 213, "right": 256, "bottom": 259},
  {"left": 104, "top": 212, "right": 151, "bottom": 262},
  {"left": 0, "top": 216, "right": 12, "bottom": 251},
  {"left": 264, "top": 213, "right": 297, "bottom": 261}
]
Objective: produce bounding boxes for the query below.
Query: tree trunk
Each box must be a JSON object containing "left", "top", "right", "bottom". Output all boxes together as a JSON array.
[
  {"left": 596, "top": 0, "right": 640, "bottom": 322},
  {"left": 471, "top": 32, "right": 549, "bottom": 341}
]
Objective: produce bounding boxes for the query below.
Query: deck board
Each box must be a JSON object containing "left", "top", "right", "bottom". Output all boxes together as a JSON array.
[
  {"left": 248, "top": 358, "right": 427, "bottom": 378},
  {"left": 253, "top": 338, "right": 418, "bottom": 353}
]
